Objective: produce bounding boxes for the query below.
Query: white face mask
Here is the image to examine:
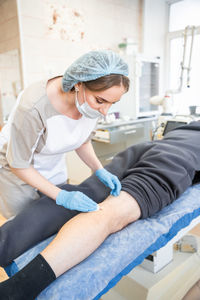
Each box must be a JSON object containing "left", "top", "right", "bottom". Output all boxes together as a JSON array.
[{"left": 75, "top": 88, "right": 104, "bottom": 119}]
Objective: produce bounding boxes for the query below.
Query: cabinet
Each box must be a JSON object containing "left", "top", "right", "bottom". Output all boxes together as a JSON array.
[
  {"left": 92, "top": 117, "right": 156, "bottom": 166},
  {"left": 66, "top": 117, "right": 156, "bottom": 183}
]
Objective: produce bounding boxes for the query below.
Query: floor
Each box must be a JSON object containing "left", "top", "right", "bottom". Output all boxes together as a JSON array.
[
  {"left": 181, "top": 224, "right": 200, "bottom": 300},
  {"left": 0, "top": 214, "right": 200, "bottom": 299}
]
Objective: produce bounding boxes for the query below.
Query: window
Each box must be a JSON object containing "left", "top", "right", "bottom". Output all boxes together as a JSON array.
[
  {"left": 168, "top": 0, "right": 200, "bottom": 114},
  {"left": 169, "top": 0, "right": 200, "bottom": 31}
]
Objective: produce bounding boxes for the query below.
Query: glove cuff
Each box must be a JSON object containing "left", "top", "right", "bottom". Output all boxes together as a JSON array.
[
  {"left": 56, "top": 190, "right": 69, "bottom": 206},
  {"left": 95, "top": 168, "right": 105, "bottom": 176}
]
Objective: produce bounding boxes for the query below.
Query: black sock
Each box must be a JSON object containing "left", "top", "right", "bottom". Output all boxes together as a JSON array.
[{"left": 0, "top": 254, "right": 56, "bottom": 300}]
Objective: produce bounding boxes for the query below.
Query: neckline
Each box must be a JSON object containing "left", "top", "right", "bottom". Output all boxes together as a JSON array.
[{"left": 43, "top": 78, "right": 84, "bottom": 121}]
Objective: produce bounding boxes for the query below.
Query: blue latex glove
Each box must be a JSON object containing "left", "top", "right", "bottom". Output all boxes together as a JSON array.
[
  {"left": 56, "top": 190, "right": 98, "bottom": 212},
  {"left": 95, "top": 168, "right": 121, "bottom": 196}
]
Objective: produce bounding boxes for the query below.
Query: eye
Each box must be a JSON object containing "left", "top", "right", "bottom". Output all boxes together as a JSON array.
[{"left": 95, "top": 98, "right": 104, "bottom": 104}]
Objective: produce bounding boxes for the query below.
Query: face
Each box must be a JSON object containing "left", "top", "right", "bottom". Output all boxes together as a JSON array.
[{"left": 75, "top": 83, "right": 126, "bottom": 116}]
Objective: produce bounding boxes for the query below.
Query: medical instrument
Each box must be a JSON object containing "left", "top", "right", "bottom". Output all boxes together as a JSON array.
[
  {"left": 95, "top": 168, "right": 121, "bottom": 196},
  {"left": 56, "top": 190, "right": 98, "bottom": 212}
]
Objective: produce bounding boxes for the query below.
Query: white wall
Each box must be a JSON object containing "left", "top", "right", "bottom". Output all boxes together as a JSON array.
[{"left": 16, "top": 0, "right": 143, "bottom": 87}]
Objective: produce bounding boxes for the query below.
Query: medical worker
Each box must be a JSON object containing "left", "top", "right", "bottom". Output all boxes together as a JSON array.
[{"left": 0, "top": 50, "right": 129, "bottom": 219}]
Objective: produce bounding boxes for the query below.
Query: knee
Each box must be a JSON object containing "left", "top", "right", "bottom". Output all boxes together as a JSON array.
[{"left": 100, "top": 191, "right": 141, "bottom": 234}]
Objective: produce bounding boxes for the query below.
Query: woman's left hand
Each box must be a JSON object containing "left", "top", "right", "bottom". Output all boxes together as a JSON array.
[{"left": 95, "top": 168, "right": 121, "bottom": 196}]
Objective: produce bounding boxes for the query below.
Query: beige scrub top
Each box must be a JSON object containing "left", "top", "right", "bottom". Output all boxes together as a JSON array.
[{"left": 0, "top": 80, "right": 97, "bottom": 218}]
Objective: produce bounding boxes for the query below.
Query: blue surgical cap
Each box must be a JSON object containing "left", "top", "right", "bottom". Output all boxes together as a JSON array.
[{"left": 62, "top": 50, "right": 129, "bottom": 92}]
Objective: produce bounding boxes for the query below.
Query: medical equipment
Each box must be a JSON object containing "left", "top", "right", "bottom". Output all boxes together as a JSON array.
[
  {"left": 189, "top": 105, "right": 200, "bottom": 116},
  {"left": 5, "top": 184, "right": 200, "bottom": 300},
  {"left": 150, "top": 26, "right": 196, "bottom": 115},
  {"left": 174, "top": 234, "right": 198, "bottom": 253},
  {"left": 120, "top": 55, "right": 160, "bottom": 119},
  {"left": 152, "top": 115, "right": 200, "bottom": 140},
  {"left": 93, "top": 116, "right": 156, "bottom": 144},
  {"left": 162, "top": 120, "right": 187, "bottom": 136}
]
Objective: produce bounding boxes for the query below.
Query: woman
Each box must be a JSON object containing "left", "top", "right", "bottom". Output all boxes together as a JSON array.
[{"left": 0, "top": 50, "right": 129, "bottom": 219}]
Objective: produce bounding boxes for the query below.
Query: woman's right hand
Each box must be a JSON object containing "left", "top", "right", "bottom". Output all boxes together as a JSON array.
[{"left": 56, "top": 190, "right": 99, "bottom": 212}]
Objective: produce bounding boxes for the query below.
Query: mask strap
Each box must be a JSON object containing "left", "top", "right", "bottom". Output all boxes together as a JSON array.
[
  {"left": 82, "top": 86, "right": 87, "bottom": 104},
  {"left": 75, "top": 84, "right": 87, "bottom": 106}
]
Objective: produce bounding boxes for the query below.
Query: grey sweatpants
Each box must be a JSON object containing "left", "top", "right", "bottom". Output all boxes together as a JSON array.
[{"left": 0, "top": 121, "right": 200, "bottom": 267}]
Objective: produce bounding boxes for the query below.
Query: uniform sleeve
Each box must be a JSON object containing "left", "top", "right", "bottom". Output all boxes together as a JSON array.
[{"left": 6, "top": 106, "right": 44, "bottom": 168}]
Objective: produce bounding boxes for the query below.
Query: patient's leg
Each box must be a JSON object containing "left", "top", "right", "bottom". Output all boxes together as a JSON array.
[
  {"left": 0, "top": 180, "right": 110, "bottom": 268},
  {"left": 0, "top": 196, "right": 79, "bottom": 267},
  {"left": 0, "top": 192, "right": 141, "bottom": 299},
  {"left": 0, "top": 142, "right": 151, "bottom": 267},
  {"left": 42, "top": 191, "right": 141, "bottom": 277}
]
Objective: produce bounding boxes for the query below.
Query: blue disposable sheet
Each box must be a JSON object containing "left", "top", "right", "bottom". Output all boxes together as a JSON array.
[{"left": 5, "top": 184, "right": 200, "bottom": 300}]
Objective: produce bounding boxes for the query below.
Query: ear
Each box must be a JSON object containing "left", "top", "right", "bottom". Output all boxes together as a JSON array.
[
  {"left": 75, "top": 86, "right": 79, "bottom": 92},
  {"left": 74, "top": 82, "right": 82, "bottom": 92}
]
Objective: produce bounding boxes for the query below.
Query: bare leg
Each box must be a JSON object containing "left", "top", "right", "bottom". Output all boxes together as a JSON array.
[
  {"left": 41, "top": 191, "right": 141, "bottom": 277},
  {"left": 0, "top": 191, "right": 141, "bottom": 300}
]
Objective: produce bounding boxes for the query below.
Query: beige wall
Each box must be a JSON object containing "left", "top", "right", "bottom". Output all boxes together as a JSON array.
[
  {"left": 16, "top": 0, "right": 143, "bottom": 86},
  {"left": 0, "top": 0, "right": 21, "bottom": 122},
  {"left": 0, "top": 0, "right": 20, "bottom": 53},
  {"left": 0, "top": 49, "right": 21, "bottom": 121}
]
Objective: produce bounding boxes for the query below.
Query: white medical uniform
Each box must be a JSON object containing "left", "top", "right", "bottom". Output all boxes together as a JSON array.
[{"left": 0, "top": 80, "right": 97, "bottom": 218}]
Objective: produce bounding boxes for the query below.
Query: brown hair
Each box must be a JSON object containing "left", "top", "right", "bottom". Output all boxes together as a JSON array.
[{"left": 71, "top": 74, "right": 130, "bottom": 93}]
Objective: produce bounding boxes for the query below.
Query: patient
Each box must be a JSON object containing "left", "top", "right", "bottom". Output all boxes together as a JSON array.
[{"left": 0, "top": 121, "right": 200, "bottom": 300}]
